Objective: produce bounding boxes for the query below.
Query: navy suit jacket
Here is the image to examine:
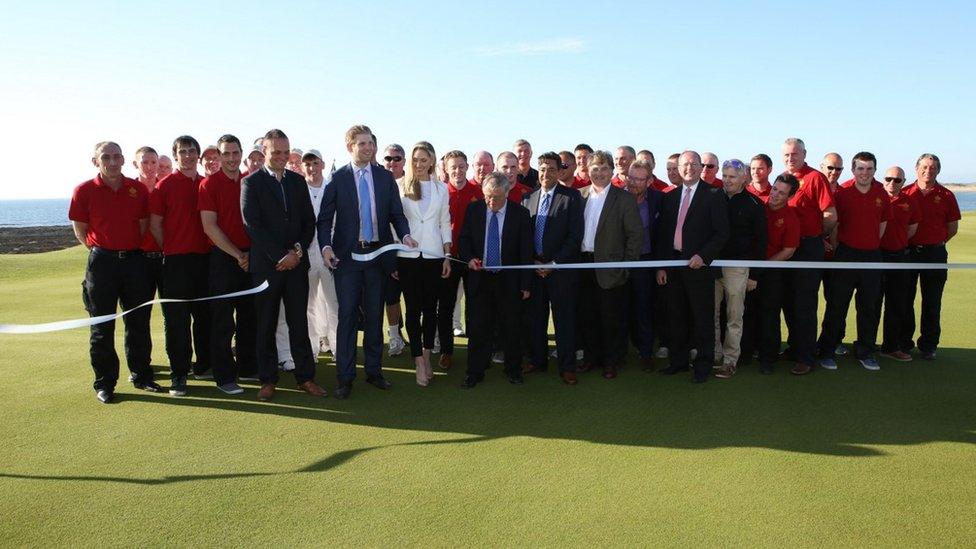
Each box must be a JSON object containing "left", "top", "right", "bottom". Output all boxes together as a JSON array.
[
  {"left": 241, "top": 168, "right": 314, "bottom": 274},
  {"left": 521, "top": 184, "right": 584, "bottom": 264},
  {"left": 458, "top": 200, "right": 533, "bottom": 295},
  {"left": 316, "top": 163, "right": 410, "bottom": 270}
]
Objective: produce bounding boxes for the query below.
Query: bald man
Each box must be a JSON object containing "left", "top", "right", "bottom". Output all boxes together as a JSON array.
[
  {"left": 877, "top": 166, "right": 920, "bottom": 362},
  {"left": 469, "top": 150, "right": 495, "bottom": 187}
]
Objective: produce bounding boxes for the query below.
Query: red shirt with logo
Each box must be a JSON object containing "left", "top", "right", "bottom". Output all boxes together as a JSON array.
[
  {"left": 904, "top": 182, "right": 961, "bottom": 246},
  {"left": 137, "top": 179, "right": 162, "bottom": 253},
  {"left": 834, "top": 180, "right": 892, "bottom": 250},
  {"left": 787, "top": 164, "right": 835, "bottom": 238},
  {"left": 198, "top": 170, "right": 251, "bottom": 250},
  {"left": 448, "top": 182, "right": 484, "bottom": 256},
  {"left": 879, "top": 192, "right": 922, "bottom": 252},
  {"left": 68, "top": 175, "right": 149, "bottom": 250},
  {"left": 765, "top": 204, "right": 800, "bottom": 259},
  {"left": 149, "top": 171, "right": 209, "bottom": 255}
]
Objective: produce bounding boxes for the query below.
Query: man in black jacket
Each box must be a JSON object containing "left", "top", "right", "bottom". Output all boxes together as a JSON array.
[
  {"left": 459, "top": 172, "right": 533, "bottom": 388},
  {"left": 521, "top": 152, "right": 584, "bottom": 384},
  {"left": 241, "top": 129, "right": 327, "bottom": 401}
]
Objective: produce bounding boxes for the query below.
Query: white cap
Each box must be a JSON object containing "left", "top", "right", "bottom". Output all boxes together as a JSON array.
[{"left": 302, "top": 149, "right": 323, "bottom": 161}]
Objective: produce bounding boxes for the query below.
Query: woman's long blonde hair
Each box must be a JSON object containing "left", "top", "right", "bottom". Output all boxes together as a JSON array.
[{"left": 402, "top": 141, "right": 436, "bottom": 201}]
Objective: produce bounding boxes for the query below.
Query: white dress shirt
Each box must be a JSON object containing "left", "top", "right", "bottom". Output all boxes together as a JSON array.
[{"left": 581, "top": 184, "right": 609, "bottom": 252}]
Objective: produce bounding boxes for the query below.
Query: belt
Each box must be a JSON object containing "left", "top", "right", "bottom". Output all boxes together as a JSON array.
[
  {"left": 92, "top": 247, "right": 142, "bottom": 259},
  {"left": 580, "top": 252, "right": 595, "bottom": 262},
  {"left": 144, "top": 251, "right": 164, "bottom": 259},
  {"left": 356, "top": 241, "right": 382, "bottom": 251},
  {"left": 913, "top": 243, "right": 946, "bottom": 251}
]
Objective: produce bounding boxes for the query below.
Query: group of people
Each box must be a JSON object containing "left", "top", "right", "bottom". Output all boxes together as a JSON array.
[{"left": 68, "top": 126, "right": 961, "bottom": 404}]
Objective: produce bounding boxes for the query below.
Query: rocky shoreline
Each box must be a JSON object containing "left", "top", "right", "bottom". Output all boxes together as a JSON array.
[{"left": 0, "top": 226, "right": 79, "bottom": 254}]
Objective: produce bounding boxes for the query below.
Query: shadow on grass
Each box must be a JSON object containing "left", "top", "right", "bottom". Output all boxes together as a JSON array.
[{"left": 3, "top": 345, "right": 975, "bottom": 485}]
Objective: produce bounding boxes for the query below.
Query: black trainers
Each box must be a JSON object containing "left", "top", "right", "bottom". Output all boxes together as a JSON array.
[
  {"left": 96, "top": 389, "right": 114, "bottom": 404},
  {"left": 133, "top": 380, "right": 164, "bottom": 393},
  {"left": 169, "top": 376, "right": 188, "bottom": 397}
]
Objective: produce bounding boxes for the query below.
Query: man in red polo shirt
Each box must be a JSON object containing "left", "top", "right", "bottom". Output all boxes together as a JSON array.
[
  {"left": 438, "top": 150, "right": 483, "bottom": 370},
  {"left": 69, "top": 141, "right": 161, "bottom": 403},
  {"left": 132, "top": 146, "right": 166, "bottom": 369},
  {"left": 817, "top": 152, "right": 891, "bottom": 371},
  {"left": 514, "top": 139, "right": 538, "bottom": 189},
  {"left": 150, "top": 135, "right": 212, "bottom": 396},
  {"left": 757, "top": 174, "right": 801, "bottom": 374},
  {"left": 701, "top": 152, "right": 723, "bottom": 189},
  {"left": 781, "top": 137, "right": 837, "bottom": 375},
  {"left": 876, "top": 166, "right": 921, "bottom": 362},
  {"left": 611, "top": 146, "right": 636, "bottom": 188},
  {"left": 199, "top": 134, "right": 257, "bottom": 395},
  {"left": 904, "top": 153, "right": 960, "bottom": 360},
  {"left": 573, "top": 144, "right": 592, "bottom": 188},
  {"left": 200, "top": 145, "right": 221, "bottom": 177},
  {"left": 747, "top": 154, "right": 772, "bottom": 202},
  {"left": 665, "top": 153, "right": 682, "bottom": 187},
  {"left": 469, "top": 150, "right": 494, "bottom": 188},
  {"left": 497, "top": 151, "right": 531, "bottom": 202},
  {"left": 158, "top": 155, "right": 173, "bottom": 177}
]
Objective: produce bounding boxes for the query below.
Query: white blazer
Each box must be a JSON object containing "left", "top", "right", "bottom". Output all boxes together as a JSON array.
[{"left": 397, "top": 179, "right": 452, "bottom": 258}]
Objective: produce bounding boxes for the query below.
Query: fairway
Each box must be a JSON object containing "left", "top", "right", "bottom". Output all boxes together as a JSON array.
[{"left": 1, "top": 218, "right": 975, "bottom": 547}]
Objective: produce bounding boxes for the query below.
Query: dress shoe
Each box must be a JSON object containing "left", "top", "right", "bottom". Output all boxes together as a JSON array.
[
  {"left": 133, "top": 380, "right": 164, "bottom": 393},
  {"left": 298, "top": 380, "right": 327, "bottom": 397},
  {"left": 602, "top": 365, "right": 617, "bottom": 379},
  {"left": 95, "top": 389, "right": 114, "bottom": 404},
  {"left": 459, "top": 376, "right": 479, "bottom": 389},
  {"left": 415, "top": 359, "right": 429, "bottom": 387},
  {"left": 522, "top": 363, "right": 545, "bottom": 374},
  {"left": 659, "top": 364, "right": 690, "bottom": 375},
  {"left": 640, "top": 356, "right": 655, "bottom": 372},
  {"left": 333, "top": 383, "right": 352, "bottom": 400},
  {"left": 790, "top": 362, "right": 813, "bottom": 375},
  {"left": 507, "top": 374, "right": 524, "bottom": 385},
  {"left": 692, "top": 372, "right": 708, "bottom": 383},
  {"left": 561, "top": 371, "right": 578, "bottom": 385},
  {"left": 257, "top": 383, "right": 276, "bottom": 401},
  {"left": 438, "top": 354, "right": 453, "bottom": 370},
  {"left": 366, "top": 375, "right": 393, "bottom": 390}
]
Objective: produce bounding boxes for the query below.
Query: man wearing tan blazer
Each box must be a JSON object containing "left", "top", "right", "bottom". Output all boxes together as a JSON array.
[{"left": 578, "top": 150, "right": 643, "bottom": 379}]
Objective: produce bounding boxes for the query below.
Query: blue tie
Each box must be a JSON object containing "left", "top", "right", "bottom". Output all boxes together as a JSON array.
[
  {"left": 534, "top": 192, "right": 550, "bottom": 255},
  {"left": 357, "top": 168, "right": 374, "bottom": 241},
  {"left": 485, "top": 210, "right": 501, "bottom": 272}
]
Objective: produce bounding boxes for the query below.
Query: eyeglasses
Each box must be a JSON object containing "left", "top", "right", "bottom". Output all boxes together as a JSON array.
[
  {"left": 824, "top": 166, "right": 843, "bottom": 172},
  {"left": 702, "top": 164, "right": 717, "bottom": 169},
  {"left": 384, "top": 156, "right": 404, "bottom": 163},
  {"left": 884, "top": 177, "right": 905, "bottom": 183}
]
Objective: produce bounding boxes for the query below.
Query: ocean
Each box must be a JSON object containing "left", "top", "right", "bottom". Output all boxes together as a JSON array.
[{"left": 2, "top": 191, "right": 976, "bottom": 227}]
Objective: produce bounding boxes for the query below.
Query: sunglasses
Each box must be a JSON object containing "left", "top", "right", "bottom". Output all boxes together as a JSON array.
[
  {"left": 824, "top": 166, "right": 843, "bottom": 172},
  {"left": 702, "top": 164, "right": 717, "bottom": 169},
  {"left": 384, "top": 156, "right": 404, "bottom": 163},
  {"left": 884, "top": 177, "right": 905, "bottom": 183}
]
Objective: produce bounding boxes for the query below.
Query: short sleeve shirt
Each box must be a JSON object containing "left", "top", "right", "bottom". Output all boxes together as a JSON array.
[
  {"left": 904, "top": 182, "right": 961, "bottom": 246},
  {"left": 787, "top": 164, "right": 835, "bottom": 238},
  {"left": 765, "top": 204, "right": 800, "bottom": 259},
  {"left": 834, "top": 181, "right": 892, "bottom": 250},
  {"left": 68, "top": 175, "right": 148, "bottom": 250},
  {"left": 880, "top": 192, "right": 922, "bottom": 252},
  {"left": 149, "top": 171, "right": 209, "bottom": 255},
  {"left": 198, "top": 170, "right": 251, "bottom": 250}
]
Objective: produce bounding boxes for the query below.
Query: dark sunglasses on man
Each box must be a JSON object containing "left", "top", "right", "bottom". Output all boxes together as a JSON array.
[{"left": 384, "top": 155, "right": 403, "bottom": 163}]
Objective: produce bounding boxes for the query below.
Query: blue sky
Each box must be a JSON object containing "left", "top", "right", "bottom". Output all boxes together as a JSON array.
[{"left": 1, "top": 0, "right": 974, "bottom": 199}]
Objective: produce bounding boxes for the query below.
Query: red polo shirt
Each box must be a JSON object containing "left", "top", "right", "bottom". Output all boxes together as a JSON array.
[
  {"left": 611, "top": 175, "right": 626, "bottom": 188},
  {"left": 704, "top": 177, "right": 723, "bottom": 189},
  {"left": 787, "top": 164, "right": 834, "bottom": 238},
  {"left": 649, "top": 176, "right": 674, "bottom": 193},
  {"left": 149, "top": 171, "right": 209, "bottom": 255},
  {"left": 765, "top": 204, "right": 800, "bottom": 259},
  {"left": 572, "top": 175, "right": 590, "bottom": 189},
  {"left": 467, "top": 177, "right": 481, "bottom": 188},
  {"left": 904, "top": 182, "right": 961, "bottom": 245},
  {"left": 746, "top": 183, "right": 770, "bottom": 203},
  {"left": 198, "top": 170, "right": 251, "bottom": 250},
  {"left": 880, "top": 192, "right": 922, "bottom": 252},
  {"left": 448, "top": 181, "right": 484, "bottom": 256},
  {"left": 834, "top": 180, "right": 891, "bottom": 250},
  {"left": 508, "top": 181, "right": 531, "bottom": 203},
  {"left": 138, "top": 179, "right": 162, "bottom": 253},
  {"left": 68, "top": 175, "right": 149, "bottom": 250}
]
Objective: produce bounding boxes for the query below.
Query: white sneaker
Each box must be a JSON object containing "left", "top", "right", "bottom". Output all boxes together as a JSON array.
[
  {"left": 689, "top": 349, "right": 698, "bottom": 361},
  {"left": 432, "top": 333, "right": 441, "bottom": 354},
  {"left": 453, "top": 325, "right": 465, "bottom": 337},
  {"left": 388, "top": 336, "right": 405, "bottom": 357},
  {"left": 859, "top": 357, "right": 881, "bottom": 371},
  {"left": 278, "top": 360, "right": 295, "bottom": 372},
  {"left": 492, "top": 351, "right": 505, "bottom": 364},
  {"left": 655, "top": 347, "right": 669, "bottom": 359},
  {"left": 575, "top": 350, "right": 584, "bottom": 361}
]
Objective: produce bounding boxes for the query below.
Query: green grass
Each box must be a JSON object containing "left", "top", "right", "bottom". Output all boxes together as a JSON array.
[{"left": 1, "top": 217, "right": 975, "bottom": 547}]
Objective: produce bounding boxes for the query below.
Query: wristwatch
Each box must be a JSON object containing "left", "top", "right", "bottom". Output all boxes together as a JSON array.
[{"left": 293, "top": 243, "right": 303, "bottom": 258}]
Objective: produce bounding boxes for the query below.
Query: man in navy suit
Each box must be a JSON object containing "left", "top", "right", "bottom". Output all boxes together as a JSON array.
[
  {"left": 317, "top": 125, "right": 416, "bottom": 400},
  {"left": 458, "top": 172, "right": 533, "bottom": 389},
  {"left": 241, "top": 129, "right": 327, "bottom": 402},
  {"left": 521, "top": 152, "right": 583, "bottom": 384}
]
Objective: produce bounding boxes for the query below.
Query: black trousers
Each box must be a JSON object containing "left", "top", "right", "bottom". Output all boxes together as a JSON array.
[
  {"left": 398, "top": 256, "right": 442, "bottom": 357},
  {"left": 253, "top": 268, "right": 315, "bottom": 385},
  {"left": 209, "top": 248, "right": 257, "bottom": 385},
  {"left": 160, "top": 253, "right": 211, "bottom": 379},
  {"left": 817, "top": 245, "right": 882, "bottom": 359},
  {"left": 528, "top": 269, "right": 578, "bottom": 373},
  {"left": 740, "top": 281, "right": 759, "bottom": 362},
  {"left": 783, "top": 236, "right": 824, "bottom": 366},
  {"left": 664, "top": 266, "right": 716, "bottom": 376},
  {"left": 629, "top": 259, "right": 655, "bottom": 359},
  {"left": 437, "top": 263, "right": 466, "bottom": 356},
  {"left": 878, "top": 249, "right": 914, "bottom": 353},
  {"left": 82, "top": 248, "right": 153, "bottom": 391},
  {"left": 578, "top": 262, "right": 629, "bottom": 368},
  {"left": 908, "top": 244, "right": 949, "bottom": 353},
  {"left": 821, "top": 269, "right": 846, "bottom": 345},
  {"left": 145, "top": 253, "right": 163, "bottom": 363},
  {"left": 757, "top": 269, "right": 785, "bottom": 367},
  {"left": 466, "top": 273, "right": 523, "bottom": 379}
]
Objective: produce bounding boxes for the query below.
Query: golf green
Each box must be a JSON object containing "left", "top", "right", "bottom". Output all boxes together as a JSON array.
[{"left": 1, "top": 217, "right": 974, "bottom": 547}]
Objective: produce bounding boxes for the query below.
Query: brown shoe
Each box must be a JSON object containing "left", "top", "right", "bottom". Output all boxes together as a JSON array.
[
  {"left": 522, "top": 362, "right": 540, "bottom": 374},
  {"left": 561, "top": 371, "right": 578, "bottom": 385},
  {"left": 297, "top": 380, "right": 327, "bottom": 397},
  {"left": 257, "top": 383, "right": 276, "bottom": 401},
  {"left": 438, "top": 354, "right": 453, "bottom": 370},
  {"left": 714, "top": 364, "right": 736, "bottom": 379},
  {"left": 790, "top": 362, "right": 813, "bottom": 376}
]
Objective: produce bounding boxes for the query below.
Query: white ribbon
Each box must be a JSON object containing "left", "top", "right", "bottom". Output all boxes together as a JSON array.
[
  {"left": 352, "top": 243, "right": 976, "bottom": 271},
  {"left": 0, "top": 281, "right": 269, "bottom": 335}
]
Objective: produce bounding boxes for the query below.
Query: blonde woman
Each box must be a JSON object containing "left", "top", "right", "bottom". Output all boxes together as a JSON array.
[{"left": 395, "top": 142, "right": 452, "bottom": 386}]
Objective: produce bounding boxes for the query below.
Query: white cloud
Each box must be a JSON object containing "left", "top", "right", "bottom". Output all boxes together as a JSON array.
[{"left": 473, "top": 38, "right": 585, "bottom": 57}]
